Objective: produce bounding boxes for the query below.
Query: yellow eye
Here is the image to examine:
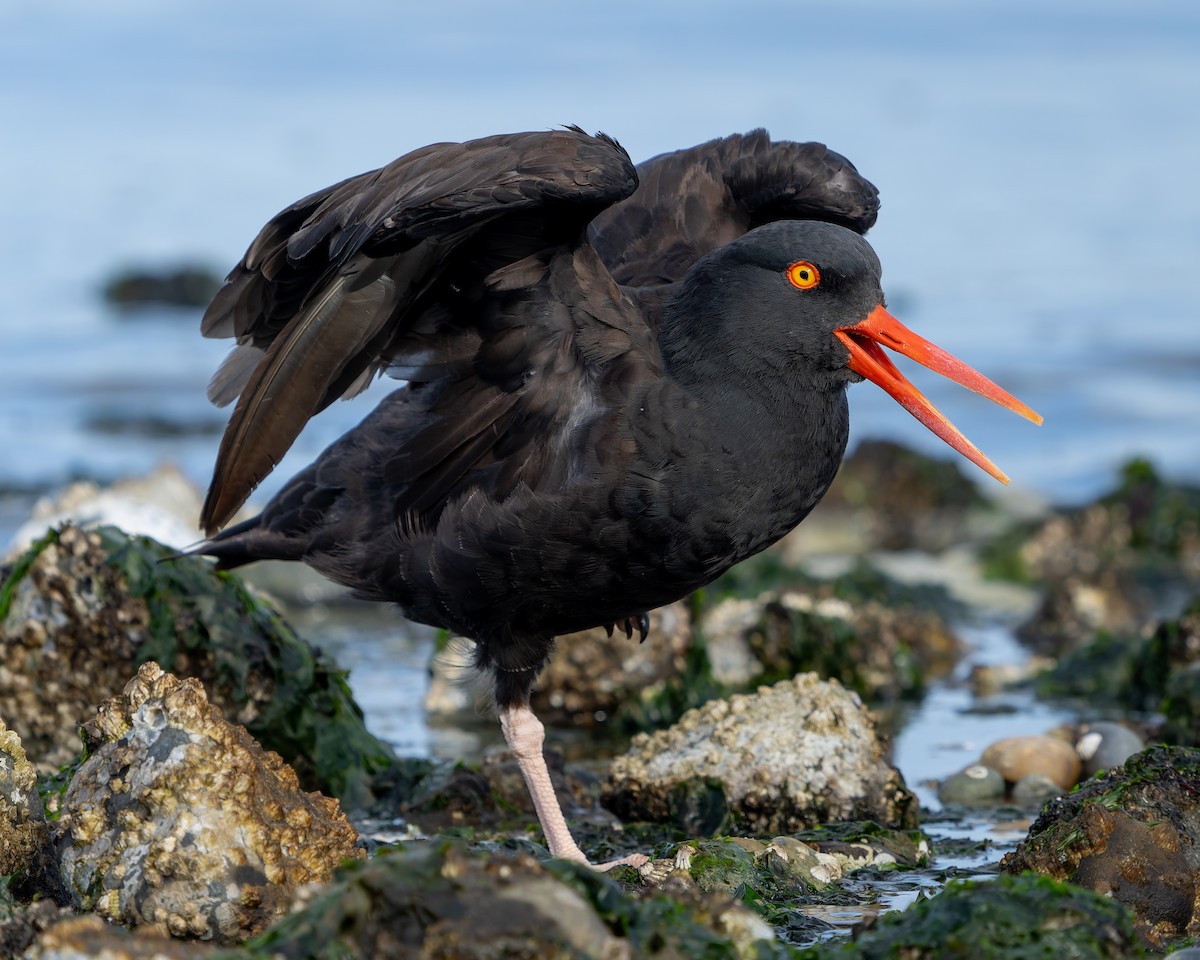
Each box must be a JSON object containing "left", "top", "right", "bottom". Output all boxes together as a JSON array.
[{"left": 786, "top": 260, "right": 820, "bottom": 290}]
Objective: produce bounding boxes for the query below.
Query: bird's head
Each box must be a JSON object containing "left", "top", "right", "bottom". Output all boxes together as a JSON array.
[{"left": 676, "top": 219, "right": 1043, "bottom": 484}]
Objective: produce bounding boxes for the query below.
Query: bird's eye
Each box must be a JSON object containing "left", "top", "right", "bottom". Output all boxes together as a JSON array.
[{"left": 786, "top": 260, "right": 820, "bottom": 290}]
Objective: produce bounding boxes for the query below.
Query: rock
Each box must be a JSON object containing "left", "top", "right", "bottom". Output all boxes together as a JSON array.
[
  {"left": 1163, "top": 662, "right": 1200, "bottom": 748},
  {"left": 0, "top": 899, "right": 77, "bottom": 960},
  {"left": 0, "top": 524, "right": 394, "bottom": 805},
  {"left": 603, "top": 674, "right": 916, "bottom": 834},
  {"left": 1012, "top": 772, "right": 1064, "bottom": 806},
  {"left": 981, "top": 734, "right": 1082, "bottom": 790},
  {"left": 102, "top": 264, "right": 220, "bottom": 309},
  {"left": 56, "top": 662, "right": 364, "bottom": 943},
  {"left": 24, "top": 914, "right": 216, "bottom": 958},
  {"left": 228, "top": 839, "right": 779, "bottom": 959},
  {"left": 849, "top": 873, "right": 1144, "bottom": 959},
  {"left": 639, "top": 835, "right": 845, "bottom": 898},
  {"left": 531, "top": 601, "right": 694, "bottom": 729},
  {"left": 0, "top": 716, "right": 46, "bottom": 881},
  {"left": 1002, "top": 743, "right": 1200, "bottom": 947},
  {"left": 1017, "top": 570, "right": 1147, "bottom": 657},
  {"left": 995, "top": 460, "right": 1200, "bottom": 655},
  {"left": 700, "top": 578, "right": 961, "bottom": 706},
  {"left": 937, "top": 764, "right": 1005, "bottom": 805},
  {"left": 1076, "top": 721, "right": 1145, "bottom": 777},
  {"left": 1130, "top": 596, "right": 1200, "bottom": 719}
]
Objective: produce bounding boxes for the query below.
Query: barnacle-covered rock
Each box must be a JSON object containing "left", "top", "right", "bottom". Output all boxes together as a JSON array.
[
  {"left": 0, "top": 715, "right": 46, "bottom": 879},
  {"left": 56, "top": 662, "right": 363, "bottom": 943},
  {"left": 0, "top": 524, "right": 393, "bottom": 805},
  {"left": 603, "top": 674, "right": 916, "bottom": 835}
]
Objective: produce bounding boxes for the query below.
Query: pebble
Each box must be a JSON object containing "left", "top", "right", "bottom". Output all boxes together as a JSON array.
[
  {"left": 981, "top": 735, "right": 1082, "bottom": 791},
  {"left": 937, "top": 764, "right": 1005, "bottom": 805},
  {"left": 1075, "top": 721, "right": 1144, "bottom": 778},
  {"left": 1012, "top": 773, "right": 1064, "bottom": 806}
]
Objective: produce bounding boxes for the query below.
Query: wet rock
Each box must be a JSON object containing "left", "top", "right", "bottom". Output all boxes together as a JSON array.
[
  {"left": 1076, "top": 721, "right": 1145, "bottom": 777},
  {"left": 981, "top": 734, "right": 1081, "bottom": 791},
  {"left": 1017, "top": 570, "right": 1148, "bottom": 657},
  {"left": 1003, "top": 743, "right": 1200, "bottom": 946},
  {"left": 1012, "top": 772, "right": 1064, "bottom": 806},
  {"left": 102, "top": 264, "right": 220, "bottom": 309},
  {"left": 796, "top": 820, "right": 931, "bottom": 872},
  {"left": 230, "top": 839, "right": 780, "bottom": 959},
  {"left": 0, "top": 898, "right": 78, "bottom": 960},
  {"left": 701, "top": 578, "right": 961, "bottom": 706},
  {"left": 0, "top": 716, "right": 46, "bottom": 882},
  {"left": 56, "top": 662, "right": 363, "bottom": 943},
  {"left": 603, "top": 674, "right": 916, "bottom": 835},
  {"left": 531, "top": 601, "right": 696, "bottom": 730},
  {"left": 0, "top": 524, "right": 394, "bottom": 805},
  {"left": 936, "top": 764, "right": 1005, "bottom": 805},
  {"left": 639, "top": 835, "right": 845, "bottom": 898},
  {"left": 849, "top": 873, "right": 1145, "bottom": 959},
  {"left": 24, "top": 914, "right": 216, "bottom": 958},
  {"left": 993, "top": 460, "right": 1200, "bottom": 655}
]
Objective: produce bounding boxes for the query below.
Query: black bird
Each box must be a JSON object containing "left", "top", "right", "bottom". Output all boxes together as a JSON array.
[{"left": 196, "top": 128, "right": 1040, "bottom": 868}]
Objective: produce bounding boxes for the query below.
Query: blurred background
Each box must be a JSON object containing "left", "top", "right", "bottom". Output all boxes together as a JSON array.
[{"left": 1, "top": 0, "right": 1198, "bottom": 538}]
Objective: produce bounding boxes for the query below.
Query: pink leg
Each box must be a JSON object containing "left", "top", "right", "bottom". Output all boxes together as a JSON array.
[{"left": 499, "top": 703, "right": 648, "bottom": 872}]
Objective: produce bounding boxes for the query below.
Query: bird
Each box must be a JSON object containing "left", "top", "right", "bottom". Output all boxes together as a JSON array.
[{"left": 194, "top": 127, "right": 1041, "bottom": 869}]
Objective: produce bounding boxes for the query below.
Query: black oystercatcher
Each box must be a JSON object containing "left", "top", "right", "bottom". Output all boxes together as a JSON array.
[{"left": 196, "top": 128, "right": 1040, "bottom": 868}]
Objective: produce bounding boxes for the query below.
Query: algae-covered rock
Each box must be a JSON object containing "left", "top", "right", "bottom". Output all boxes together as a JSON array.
[
  {"left": 603, "top": 674, "right": 916, "bottom": 835},
  {"left": 230, "top": 839, "right": 789, "bottom": 959},
  {"left": 699, "top": 560, "right": 963, "bottom": 708},
  {"left": 1002, "top": 744, "right": 1200, "bottom": 946},
  {"left": 56, "top": 662, "right": 363, "bottom": 943},
  {"left": 0, "top": 524, "right": 393, "bottom": 805},
  {"left": 990, "top": 460, "right": 1200, "bottom": 655},
  {"left": 846, "top": 873, "right": 1145, "bottom": 959}
]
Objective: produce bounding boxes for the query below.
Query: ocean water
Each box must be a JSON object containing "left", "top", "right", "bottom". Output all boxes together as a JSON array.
[{"left": 3, "top": 0, "right": 1199, "bottom": 525}]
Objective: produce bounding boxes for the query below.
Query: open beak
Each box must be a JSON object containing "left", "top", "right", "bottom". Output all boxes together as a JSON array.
[{"left": 834, "top": 304, "right": 1042, "bottom": 485}]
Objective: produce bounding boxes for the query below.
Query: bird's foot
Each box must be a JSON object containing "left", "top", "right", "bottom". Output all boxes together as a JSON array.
[
  {"left": 590, "top": 852, "right": 651, "bottom": 872},
  {"left": 603, "top": 612, "right": 651, "bottom": 642}
]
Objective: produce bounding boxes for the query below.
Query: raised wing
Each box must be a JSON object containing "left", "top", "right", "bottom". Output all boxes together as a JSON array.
[
  {"left": 589, "top": 129, "right": 879, "bottom": 292},
  {"left": 200, "top": 128, "right": 638, "bottom": 533}
]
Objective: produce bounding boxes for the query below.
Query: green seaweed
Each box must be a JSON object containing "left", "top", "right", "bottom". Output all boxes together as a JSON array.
[{"left": 0, "top": 527, "right": 61, "bottom": 623}]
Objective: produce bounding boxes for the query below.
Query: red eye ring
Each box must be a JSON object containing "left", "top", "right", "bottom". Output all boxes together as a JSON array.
[{"left": 786, "top": 260, "right": 820, "bottom": 290}]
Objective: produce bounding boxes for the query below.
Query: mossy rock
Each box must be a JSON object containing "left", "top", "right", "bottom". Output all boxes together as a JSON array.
[
  {"left": 1002, "top": 744, "right": 1200, "bottom": 947},
  {"left": 0, "top": 524, "right": 394, "bottom": 807},
  {"left": 217, "top": 839, "right": 794, "bottom": 959},
  {"left": 842, "top": 873, "right": 1145, "bottom": 959}
]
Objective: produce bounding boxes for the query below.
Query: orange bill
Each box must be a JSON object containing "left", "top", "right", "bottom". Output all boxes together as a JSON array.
[{"left": 834, "top": 305, "right": 1043, "bottom": 485}]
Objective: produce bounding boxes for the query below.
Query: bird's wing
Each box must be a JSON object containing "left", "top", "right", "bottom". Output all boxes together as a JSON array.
[
  {"left": 199, "top": 128, "right": 639, "bottom": 533},
  {"left": 588, "top": 129, "right": 880, "bottom": 291}
]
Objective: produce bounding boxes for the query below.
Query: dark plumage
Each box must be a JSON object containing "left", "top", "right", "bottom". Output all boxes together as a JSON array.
[{"left": 196, "top": 128, "right": 1039, "bottom": 868}]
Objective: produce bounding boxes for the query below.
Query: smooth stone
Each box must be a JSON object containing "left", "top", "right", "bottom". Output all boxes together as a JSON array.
[
  {"left": 1075, "top": 721, "right": 1144, "bottom": 778},
  {"left": 937, "top": 764, "right": 1006, "bottom": 805},
  {"left": 981, "top": 734, "right": 1082, "bottom": 791},
  {"left": 1012, "top": 773, "right": 1064, "bottom": 806}
]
